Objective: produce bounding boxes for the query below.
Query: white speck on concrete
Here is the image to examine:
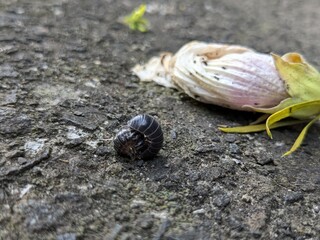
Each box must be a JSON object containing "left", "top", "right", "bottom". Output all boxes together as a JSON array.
[
  {"left": 24, "top": 139, "right": 46, "bottom": 154},
  {"left": 20, "top": 184, "right": 33, "bottom": 198},
  {"left": 66, "top": 126, "right": 88, "bottom": 140}
]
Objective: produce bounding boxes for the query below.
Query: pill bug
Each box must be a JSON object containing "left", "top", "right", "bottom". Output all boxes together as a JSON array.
[{"left": 113, "top": 114, "right": 164, "bottom": 160}]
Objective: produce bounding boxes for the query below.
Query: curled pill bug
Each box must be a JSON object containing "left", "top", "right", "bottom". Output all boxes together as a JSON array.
[{"left": 113, "top": 114, "right": 164, "bottom": 160}]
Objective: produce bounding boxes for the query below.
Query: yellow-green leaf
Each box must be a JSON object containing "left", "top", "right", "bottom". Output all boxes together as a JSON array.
[
  {"left": 266, "top": 100, "right": 320, "bottom": 138},
  {"left": 123, "top": 4, "right": 149, "bottom": 32},
  {"left": 282, "top": 114, "right": 320, "bottom": 156},
  {"left": 272, "top": 53, "right": 320, "bottom": 101},
  {"left": 219, "top": 119, "right": 308, "bottom": 133}
]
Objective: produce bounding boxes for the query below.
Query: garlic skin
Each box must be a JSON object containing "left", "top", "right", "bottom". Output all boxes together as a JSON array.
[
  {"left": 132, "top": 41, "right": 320, "bottom": 155},
  {"left": 132, "top": 53, "right": 176, "bottom": 88},
  {"left": 133, "top": 41, "right": 289, "bottom": 111}
]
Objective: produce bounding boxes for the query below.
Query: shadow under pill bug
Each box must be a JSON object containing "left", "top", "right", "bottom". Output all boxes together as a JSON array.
[{"left": 114, "top": 114, "right": 164, "bottom": 160}]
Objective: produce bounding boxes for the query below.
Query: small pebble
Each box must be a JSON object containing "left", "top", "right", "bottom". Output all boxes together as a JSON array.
[
  {"left": 229, "top": 143, "right": 240, "bottom": 154},
  {"left": 284, "top": 192, "right": 304, "bottom": 204},
  {"left": 170, "top": 130, "right": 177, "bottom": 139},
  {"left": 56, "top": 233, "right": 77, "bottom": 240},
  {"left": 95, "top": 146, "right": 110, "bottom": 156},
  {"left": 241, "top": 194, "right": 253, "bottom": 203},
  {"left": 225, "top": 135, "right": 236, "bottom": 143},
  {"left": 193, "top": 208, "right": 206, "bottom": 215},
  {"left": 17, "top": 157, "right": 28, "bottom": 165},
  {"left": 73, "top": 111, "right": 84, "bottom": 116},
  {"left": 139, "top": 217, "right": 154, "bottom": 229},
  {"left": 213, "top": 194, "right": 231, "bottom": 208}
]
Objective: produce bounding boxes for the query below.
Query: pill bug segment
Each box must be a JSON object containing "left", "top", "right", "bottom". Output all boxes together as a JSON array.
[{"left": 114, "top": 114, "right": 164, "bottom": 160}]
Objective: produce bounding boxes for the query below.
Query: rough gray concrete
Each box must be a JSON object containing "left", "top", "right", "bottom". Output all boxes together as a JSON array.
[{"left": 0, "top": 0, "right": 320, "bottom": 239}]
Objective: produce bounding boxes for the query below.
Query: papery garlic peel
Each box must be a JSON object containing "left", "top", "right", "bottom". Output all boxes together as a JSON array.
[{"left": 132, "top": 41, "right": 320, "bottom": 156}]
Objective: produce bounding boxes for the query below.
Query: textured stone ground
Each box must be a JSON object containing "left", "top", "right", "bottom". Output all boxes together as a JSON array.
[{"left": 0, "top": 0, "right": 320, "bottom": 239}]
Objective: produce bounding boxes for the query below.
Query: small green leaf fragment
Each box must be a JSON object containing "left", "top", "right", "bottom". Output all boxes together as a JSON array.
[{"left": 123, "top": 4, "right": 149, "bottom": 32}]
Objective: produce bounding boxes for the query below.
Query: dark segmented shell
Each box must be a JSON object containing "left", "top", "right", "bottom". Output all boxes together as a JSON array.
[{"left": 113, "top": 114, "right": 164, "bottom": 160}]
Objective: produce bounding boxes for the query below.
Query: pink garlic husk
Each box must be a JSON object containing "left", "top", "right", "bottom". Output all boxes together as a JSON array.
[{"left": 132, "top": 41, "right": 290, "bottom": 111}]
